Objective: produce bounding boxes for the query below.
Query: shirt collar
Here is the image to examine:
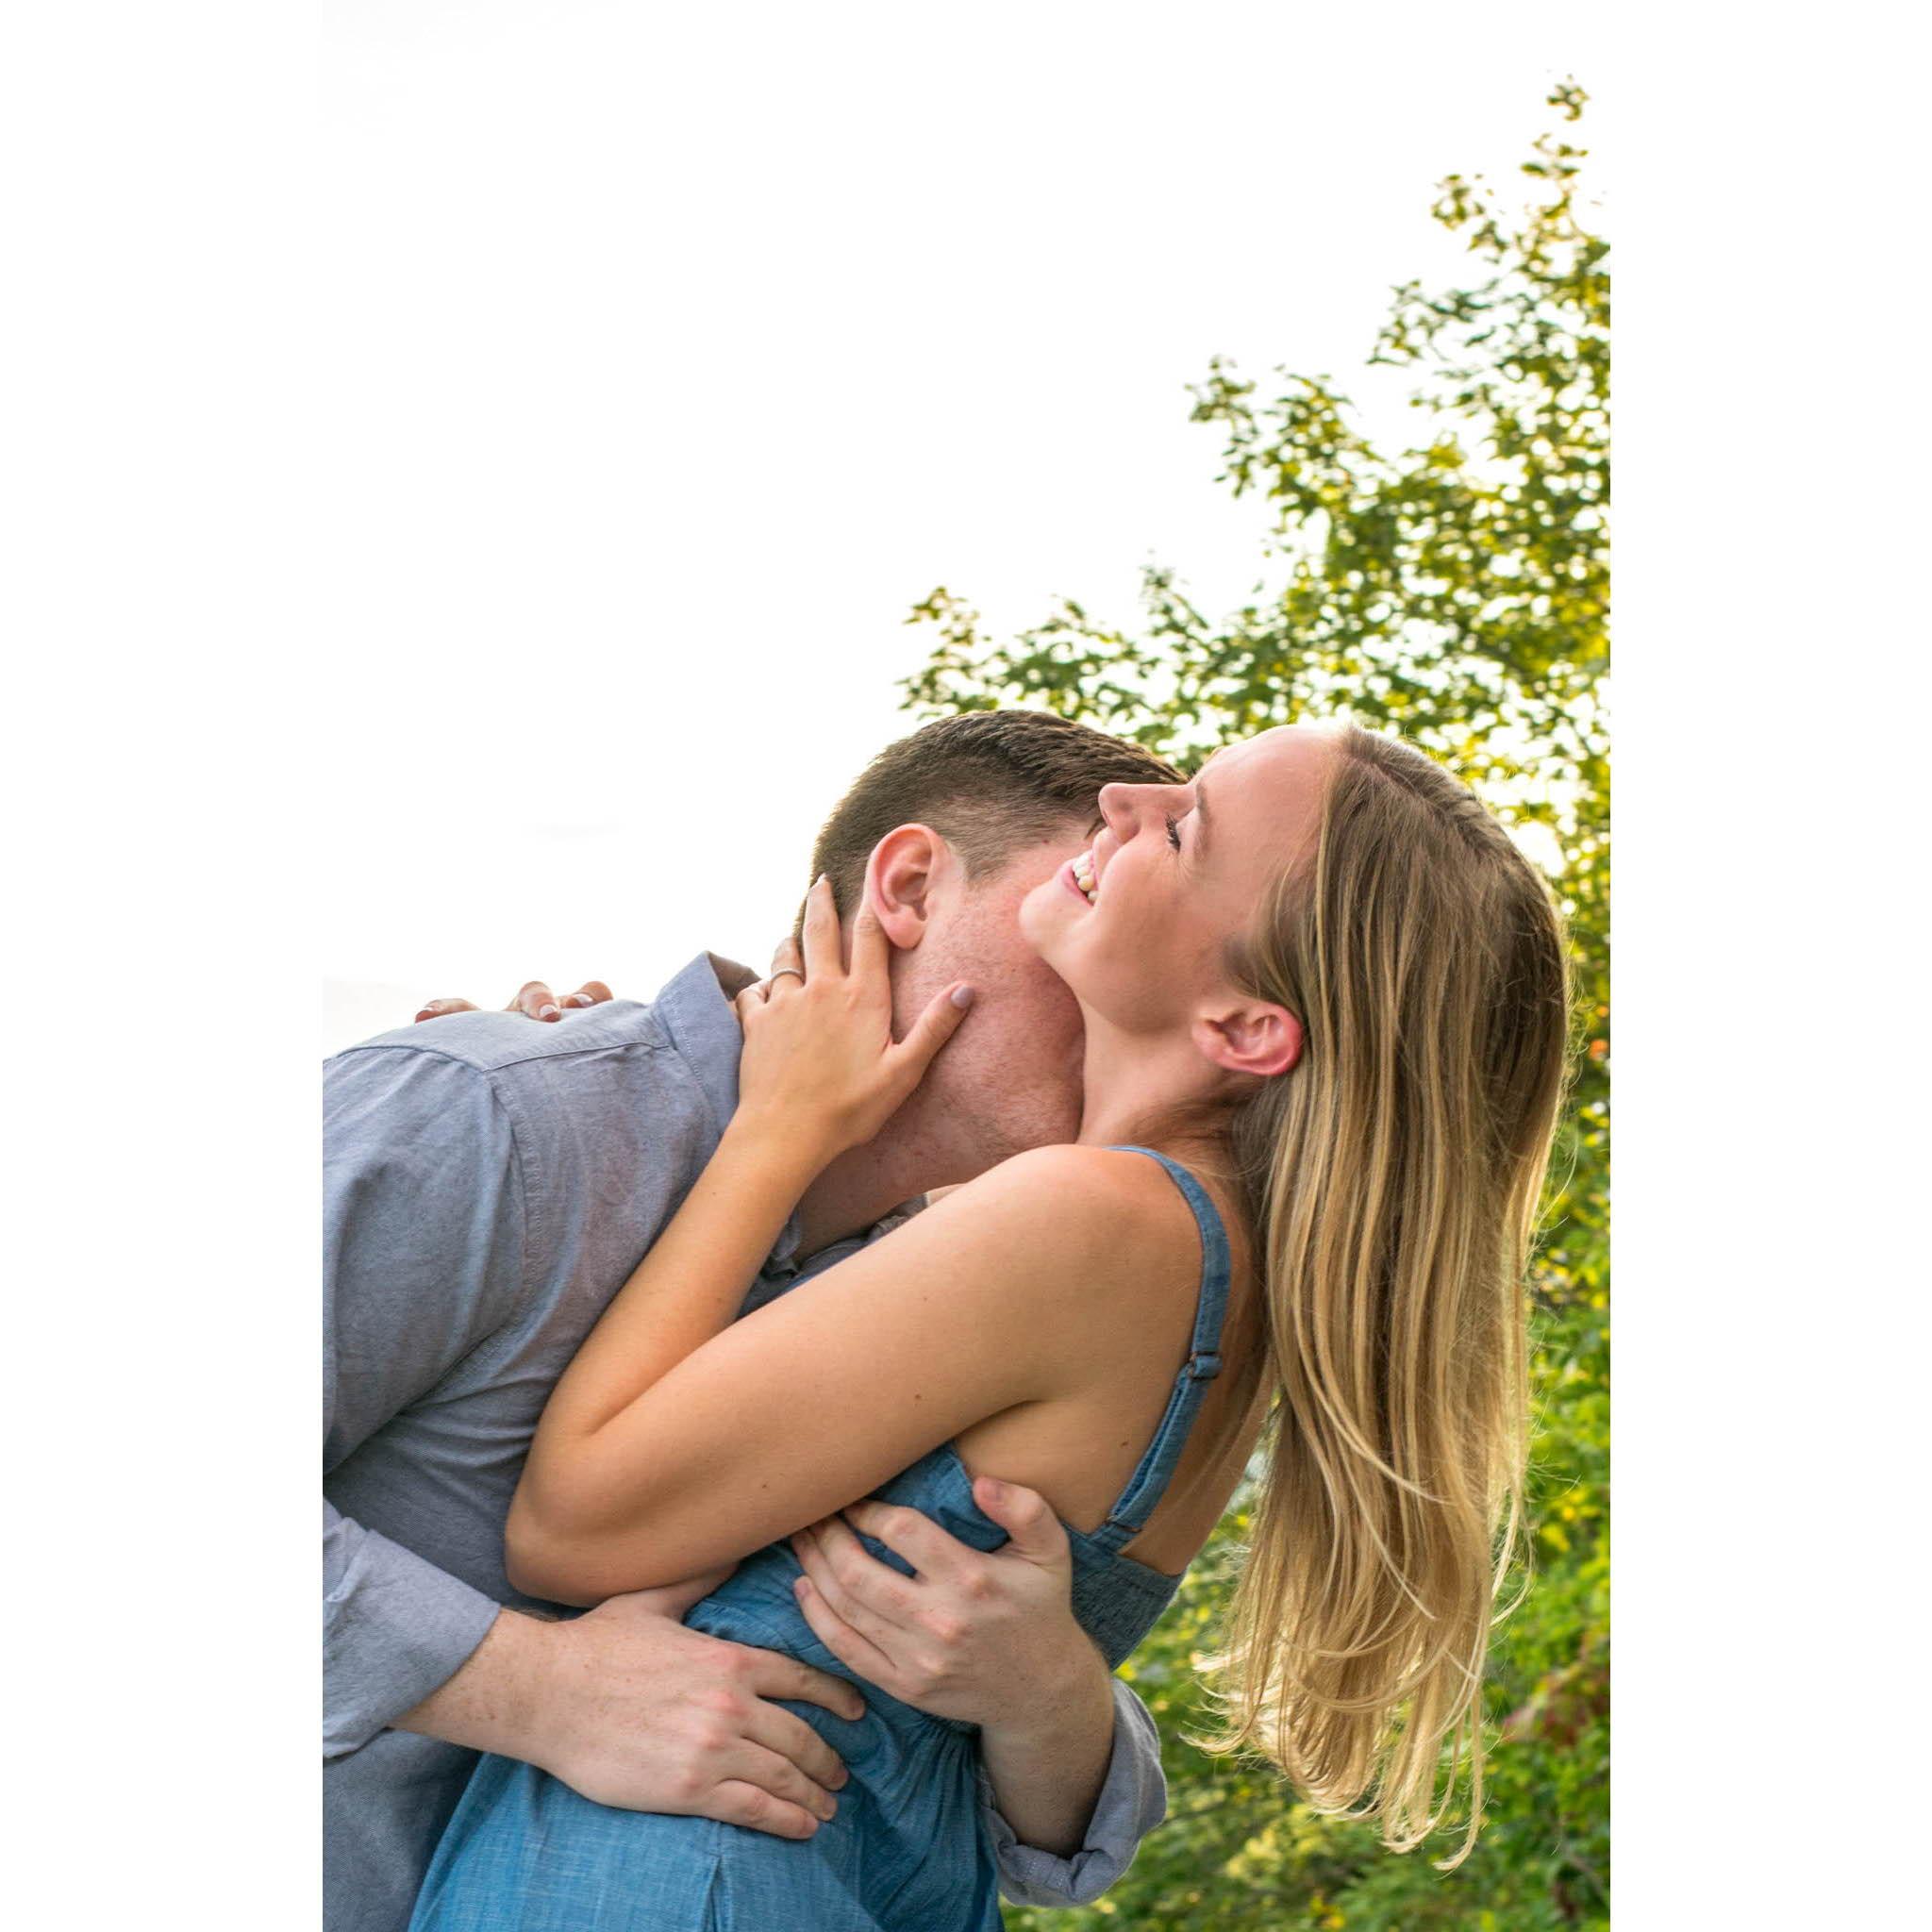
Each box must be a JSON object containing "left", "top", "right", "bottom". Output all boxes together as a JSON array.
[{"left": 652, "top": 951, "right": 806, "bottom": 1272}]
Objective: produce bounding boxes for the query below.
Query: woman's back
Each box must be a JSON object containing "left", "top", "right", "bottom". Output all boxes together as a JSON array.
[
  {"left": 410, "top": 1145, "right": 1255, "bottom": 1932},
  {"left": 948, "top": 1142, "right": 1267, "bottom": 1582}
]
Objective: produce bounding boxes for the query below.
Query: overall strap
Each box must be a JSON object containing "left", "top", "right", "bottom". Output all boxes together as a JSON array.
[{"left": 1088, "top": 1145, "right": 1235, "bottom": 1556}]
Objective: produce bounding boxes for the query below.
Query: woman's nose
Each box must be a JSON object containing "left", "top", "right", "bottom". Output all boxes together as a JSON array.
[
  {"left": 1096, "top": 781, "right": 1139, "bottom": 833},
  {"left": 1097, "top": 781, "right": 1173, "bottom": 840}
]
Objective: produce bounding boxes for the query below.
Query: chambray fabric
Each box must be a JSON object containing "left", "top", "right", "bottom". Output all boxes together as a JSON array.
[
  {"left": 324, "top": 957, "right": 1166, "bottom": 1932},
  {"left": 408, "top": 1148, "right": 1231, "bottom": 1932}
]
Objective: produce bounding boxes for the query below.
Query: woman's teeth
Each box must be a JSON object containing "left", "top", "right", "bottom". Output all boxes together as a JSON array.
[{"left": 1073, "top": 853, "right": 1097, "bottom": 904}]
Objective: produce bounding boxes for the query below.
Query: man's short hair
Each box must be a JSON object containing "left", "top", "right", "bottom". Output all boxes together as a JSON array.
[{"left": 810, "top": 709, "right": 1183, "bottom": 915}]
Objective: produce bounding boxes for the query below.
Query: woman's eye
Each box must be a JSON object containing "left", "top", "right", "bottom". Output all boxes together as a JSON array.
[{"left": 1165, "top": 814, "right": 1182, "bottom": 852}]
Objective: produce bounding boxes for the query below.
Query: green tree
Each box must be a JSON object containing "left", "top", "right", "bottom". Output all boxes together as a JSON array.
[{"left": 903, "top": 80, "right": 1608, "bottom": 1932}]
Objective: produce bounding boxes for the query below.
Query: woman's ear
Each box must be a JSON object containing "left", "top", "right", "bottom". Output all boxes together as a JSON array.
[
  {"left": 863, "top": 824, "right": 943, "bottom": 951},
  {"left": 1192, "top": 999, "right": 1304, "bottom": 1080}
]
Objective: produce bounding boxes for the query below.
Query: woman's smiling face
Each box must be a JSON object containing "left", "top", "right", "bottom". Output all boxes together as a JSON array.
[{"left": 1018, "top": 724, "right": 1337, "bottom": 1039}]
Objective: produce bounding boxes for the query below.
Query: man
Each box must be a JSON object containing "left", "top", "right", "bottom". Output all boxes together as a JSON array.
[{"left": 325, "top": 709, "right": 1185, "bottom": 1931}]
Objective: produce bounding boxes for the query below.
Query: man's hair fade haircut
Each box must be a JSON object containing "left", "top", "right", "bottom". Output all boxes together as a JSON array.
[{"left": 810, "top": 709, "right": 1183, "bottom": 916}]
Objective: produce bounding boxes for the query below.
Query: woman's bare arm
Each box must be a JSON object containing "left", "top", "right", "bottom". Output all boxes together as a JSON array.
[
  {"left": 510, "top": 880, "right": 970, "bottom": 1591},
  {"left": 507, "top": 1145, "right": 1124, "bottom": 1603},
  {"left": 525, "top": 1105, "right": 824, "bottom": 1454}
]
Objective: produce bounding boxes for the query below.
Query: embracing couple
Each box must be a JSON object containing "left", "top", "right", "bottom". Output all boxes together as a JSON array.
[{"left": 325, "top": 708, "right": 1570, "bottom": 1931}]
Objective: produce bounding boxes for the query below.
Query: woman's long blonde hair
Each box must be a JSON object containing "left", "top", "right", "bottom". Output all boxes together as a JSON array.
[{"left": 1209, "top": 721, "right": 1572, "bottom": 1865}]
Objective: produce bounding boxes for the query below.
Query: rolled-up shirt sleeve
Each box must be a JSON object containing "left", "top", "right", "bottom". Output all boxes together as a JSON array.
[
  {"left": 323, "top": 1045, "right": 526, "bottom": 1757},
  {"left": 323, "top": 1501, "right": 500, "bottom": 1757},
  {"left": 979, "top": 1678, "right": 1167, "bottom": 1907}
]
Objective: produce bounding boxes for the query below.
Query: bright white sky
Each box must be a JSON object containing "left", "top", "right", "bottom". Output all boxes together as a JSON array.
[{"left": 317, "top": 2, "right": 1607, "bottom": 1054}]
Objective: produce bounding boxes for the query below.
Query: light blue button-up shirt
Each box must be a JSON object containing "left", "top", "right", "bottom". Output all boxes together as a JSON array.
[{"left": 324, "top": 954, "right": 1165, "bottom": 1932}]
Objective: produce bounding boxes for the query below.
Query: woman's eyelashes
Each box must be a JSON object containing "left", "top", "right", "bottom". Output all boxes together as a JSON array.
[{"left": 1165, "top": 813, "right": 1183, "bottom": 852}]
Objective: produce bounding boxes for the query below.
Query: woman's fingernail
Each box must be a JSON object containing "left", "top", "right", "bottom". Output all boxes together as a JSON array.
[
  {"left": 540, "top": 1004, "right": 560, "bottom": 1020},
  {"left": 951, "top": 984, "right": 975, "bottom": 1009},
  {"left": 792, "top": 1576, "right": 809, "bottom": 1597}
]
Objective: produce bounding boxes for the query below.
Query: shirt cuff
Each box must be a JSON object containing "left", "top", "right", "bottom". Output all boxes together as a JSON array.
[
  {"left": 979, "top": 1677, "right": 1168, "bottom": 1907},
  {"left": 323, "top": 1506, "right": 503, "bottom": 1757}
]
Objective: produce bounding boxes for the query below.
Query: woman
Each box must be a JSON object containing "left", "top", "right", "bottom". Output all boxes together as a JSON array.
[{"left": 409, "top": 720, "right": 1572, "bottom": 1930}]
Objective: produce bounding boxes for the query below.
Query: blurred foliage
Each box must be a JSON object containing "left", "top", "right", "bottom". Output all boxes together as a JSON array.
[{"left": 902, "top": 79, "right": 1607, "bottom": 1932}]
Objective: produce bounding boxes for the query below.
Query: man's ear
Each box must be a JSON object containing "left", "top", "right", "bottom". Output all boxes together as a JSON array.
[
  {"left": 1191, "top": 999, "right": 1304, "bottom": 1081},
  {"left": 863, "top": 824, "right": 944, "bottom": 951}
]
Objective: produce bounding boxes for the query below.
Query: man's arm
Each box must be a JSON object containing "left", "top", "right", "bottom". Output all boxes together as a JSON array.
[
  {"left": 324, "top": 1045, "right": 530, "bottom": 1755},
  {"left": 390, "top": 1574, "right": 858, "bottom": 1837},
  {"left": 323, "top": 1041, "right": 859, "bottom": 1834},
  {"left": 982, "top": 1680, "right": 1167, "bottom": 1908}
]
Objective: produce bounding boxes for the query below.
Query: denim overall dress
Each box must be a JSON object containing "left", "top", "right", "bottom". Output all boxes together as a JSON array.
[{"left": 409, "top": 1147, "right": 1232, "bottom": 1932}]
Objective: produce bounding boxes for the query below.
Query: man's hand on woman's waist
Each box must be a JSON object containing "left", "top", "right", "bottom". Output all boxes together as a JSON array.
[{"left": 394, "top": 1571, "right": 864, "bottom": 1841}]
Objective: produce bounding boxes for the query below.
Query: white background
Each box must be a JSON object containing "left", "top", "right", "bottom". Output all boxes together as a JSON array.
[
  {"left": 314, "top": 3, "right": 1608, "bottom": 1051},
  {"left": 6, "top": 6, "right": 1926, "bottom": 1928}
]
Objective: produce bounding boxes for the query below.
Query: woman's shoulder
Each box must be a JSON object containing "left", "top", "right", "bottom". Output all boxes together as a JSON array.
[
  {"left": 942, "top": 1143, "right": 1209, "bottom": 1279},
  {"left": 968, "top": 1140, "right": 1170, "bottom": 1198},
  {"left": 928, "top": 1146, "right": 1236, "bottom": 1410}
]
